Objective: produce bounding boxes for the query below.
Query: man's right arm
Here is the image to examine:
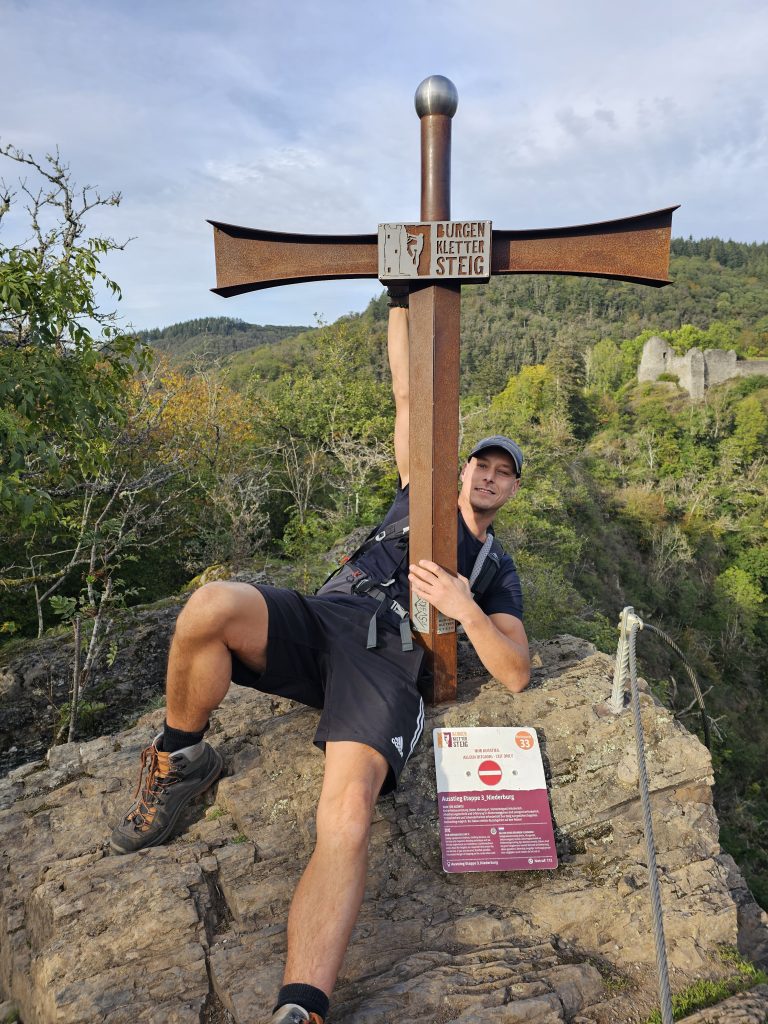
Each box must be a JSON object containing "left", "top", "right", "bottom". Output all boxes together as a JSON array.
[{"left": 388, "top": 304, "right": 410, "bottom": 487}]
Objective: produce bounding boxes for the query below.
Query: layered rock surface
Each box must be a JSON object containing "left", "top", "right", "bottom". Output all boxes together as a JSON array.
[{"left": 1, "top": 636, "right": 766, "bottom": 1023}]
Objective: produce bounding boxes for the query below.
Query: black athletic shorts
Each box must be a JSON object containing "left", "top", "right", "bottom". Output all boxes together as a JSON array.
[{"left": 230, "top": 585, "right": 427, "bottom": 795}]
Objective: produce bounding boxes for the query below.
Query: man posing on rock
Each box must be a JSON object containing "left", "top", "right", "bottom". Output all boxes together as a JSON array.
[{"left": 110, "top": 296, "right": 530, "bottom": 1024}]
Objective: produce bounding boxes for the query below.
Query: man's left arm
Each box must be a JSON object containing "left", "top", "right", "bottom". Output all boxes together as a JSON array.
[{"left": 408, "top": 560, "right": 530, "bottom": 693}]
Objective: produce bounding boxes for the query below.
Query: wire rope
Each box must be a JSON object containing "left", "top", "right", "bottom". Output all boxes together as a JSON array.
[
  {"left": 642, "top": 622, "right": 711, "bottom": 749},
  {"left": 627, "top": 620, "right": 675, "bottom": 1024}
]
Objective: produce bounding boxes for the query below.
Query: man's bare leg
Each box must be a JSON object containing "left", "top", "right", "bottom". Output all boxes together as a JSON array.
[
  {"left": 282, "top": 741, "right": 389, "bottom": 997},
  {"left": 110, "top": 581, "right": 271, "bottom": 855},
  {"left": 165, "top": 580, "right": 270, "bottom": 731}
]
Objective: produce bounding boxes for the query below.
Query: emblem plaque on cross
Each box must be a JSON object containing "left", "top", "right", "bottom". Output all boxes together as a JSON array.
[
  {"left": 378, "top": 221, "right": 492, "bottom": 280},
  {"left": 209, "top": 75, "right": 678, "bottom": 704}
]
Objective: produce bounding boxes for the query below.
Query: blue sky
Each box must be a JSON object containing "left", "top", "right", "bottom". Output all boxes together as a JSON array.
[{"left": 2, "top": 0, "right": 767, "bottom": 331}]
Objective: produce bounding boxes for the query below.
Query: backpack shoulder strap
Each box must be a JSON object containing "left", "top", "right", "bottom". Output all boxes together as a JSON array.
[
  {"left": 349, "top": 515, "right": 410, "bottom": 562},
  {"left": 469, "top": 532, "right": 506, "bottom": 600},
  {"left": 314, "top": 516, "right": 410, "bottom": 594}
]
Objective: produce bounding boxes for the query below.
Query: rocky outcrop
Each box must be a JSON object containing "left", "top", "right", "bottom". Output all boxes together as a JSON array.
[
  {"left": 1, "top": 637, "right": 767, "bottom": 1023},
  {"left": 0, "top": 602, "right": 180, "bottom": 775},
  {"left": 0, "top": 571, "right": 272, "bottom": 775}
]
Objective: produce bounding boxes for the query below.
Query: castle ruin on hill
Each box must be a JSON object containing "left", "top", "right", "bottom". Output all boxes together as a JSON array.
[{"left": 638, "top": 336, "right": 768, "bottom": 398}]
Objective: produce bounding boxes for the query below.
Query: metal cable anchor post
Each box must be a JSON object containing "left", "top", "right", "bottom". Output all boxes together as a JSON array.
[{"left": 609, "top": 606, "right": 643, "bottom": 714}]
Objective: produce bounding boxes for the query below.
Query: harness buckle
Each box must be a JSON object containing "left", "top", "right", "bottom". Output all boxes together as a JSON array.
[{"left": 351, "top": 576, "right": 375, "bottom": 596}]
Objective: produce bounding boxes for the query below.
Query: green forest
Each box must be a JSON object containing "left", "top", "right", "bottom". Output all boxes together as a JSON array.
[
  {"left": 2, "top": 149, "right": 767, "bottom": 910},
  {"left": 139, "top": 316, "right": 309, "bottom": 366}
]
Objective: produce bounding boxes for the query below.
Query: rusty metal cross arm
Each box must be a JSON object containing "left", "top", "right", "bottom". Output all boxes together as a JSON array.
[
  {"left": 209, "top": 205, "right": 678, "bottom": 297},
  {"left": 491, "top": 206, "right": 679, "bottom": 286},
  {"left": 208, "top": 223, "right": 378, "bottom": 297}
]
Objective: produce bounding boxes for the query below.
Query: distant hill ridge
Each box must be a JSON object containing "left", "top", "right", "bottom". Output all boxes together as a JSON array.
[
  {"left": 140, "top": 237, "right": 768, "bottom": 388},
  {"left": 138, "top": 316, "right": 309, "bottom": 364}
]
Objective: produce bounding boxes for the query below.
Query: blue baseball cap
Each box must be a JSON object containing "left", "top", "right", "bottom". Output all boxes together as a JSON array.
[{"left": 467, "top": 435, "right": 523, "bottom": 476}]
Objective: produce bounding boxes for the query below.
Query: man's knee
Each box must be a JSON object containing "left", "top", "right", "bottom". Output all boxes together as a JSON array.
[
  {"left": 316, "top": 745, "right": 389, "bottom": 852},
  {"left": 316, "top": 779, "right": 377, "bottom": 853},
  {"left": 175, "top": 581, "right": 266, "bottom": 643}
]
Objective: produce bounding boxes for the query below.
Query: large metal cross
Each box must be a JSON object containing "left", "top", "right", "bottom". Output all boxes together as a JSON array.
[{"left": 209, "top": 75, "right": 677, "bottom": 704}]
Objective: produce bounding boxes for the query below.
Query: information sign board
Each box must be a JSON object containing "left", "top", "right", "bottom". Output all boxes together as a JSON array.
[
  {"left": 433, "top": 726, "right": 558, "bottom": 873},
  {"left": 378, "top": 221, "right": 492, "bottom": 281}
]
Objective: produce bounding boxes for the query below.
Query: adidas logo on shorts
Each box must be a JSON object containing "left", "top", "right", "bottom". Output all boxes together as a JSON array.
[{"left": 391, "top": 736, "right": 404, "bottom": 756}]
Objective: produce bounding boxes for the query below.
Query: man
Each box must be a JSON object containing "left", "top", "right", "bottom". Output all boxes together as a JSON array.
[{"left": 110, "top": 297, "right": 530, "bottom": 1024}]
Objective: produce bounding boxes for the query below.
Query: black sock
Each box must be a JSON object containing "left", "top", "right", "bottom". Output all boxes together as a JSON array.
[
  {"left": 275, "top": 983, "right": 329, "bottom": 1020},
  {"left": 160, "top": 720, "right": 207, "bottom": 754}
]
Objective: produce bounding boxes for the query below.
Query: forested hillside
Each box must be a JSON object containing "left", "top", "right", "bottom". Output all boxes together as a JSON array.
[
  {"left": 139, "top": 316, "right": 308, "bottom": 366},
  {"left": 457, "top": 238, "right": 768, "bottom": 397},
  {"left": 211, "top": 239, "right": 768, "bottom": 395},
  {"left": 2, "top": 160, "right": 767, "bottom": 916}
]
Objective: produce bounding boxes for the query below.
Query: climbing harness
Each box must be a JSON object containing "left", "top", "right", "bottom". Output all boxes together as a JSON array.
[
  {"left": 316, "top": 516, "right": 413, "bottom": 651},
  {"left": 316, "top": 515, "right": 505, "bottom": 652}
]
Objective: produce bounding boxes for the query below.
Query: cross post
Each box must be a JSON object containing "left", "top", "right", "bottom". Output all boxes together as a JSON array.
[
  {"left": 209, "top": 75, "right": 678, "bottom": 704},
  {"left": 408, "top": 77, "right": 461, "bottom": 701}
]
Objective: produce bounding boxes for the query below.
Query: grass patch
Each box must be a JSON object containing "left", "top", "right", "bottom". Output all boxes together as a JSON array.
[
  {"left": 644, "top": 947, "right": 768, "bottom": 1022},
  {"left": 596, "top": 967, "right": 633, "bottom": 996},
  {"left": 129, "top": 595, "right": 183, "bottom": 612},
  {"left": 130, "top": 693, "right": 167, "bottom": 721},
  {"left": 0, "top": 632, "right": 38, "bottom": 659}
]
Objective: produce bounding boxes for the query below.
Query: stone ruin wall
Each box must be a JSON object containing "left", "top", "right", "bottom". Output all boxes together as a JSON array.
[{"left": 638, "top": 336, "right": 768, "bottom": 398}]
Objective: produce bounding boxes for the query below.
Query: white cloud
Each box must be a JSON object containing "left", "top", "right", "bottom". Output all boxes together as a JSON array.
[{"left": 2, "top": 0, "right": 768, "bottom": 327}]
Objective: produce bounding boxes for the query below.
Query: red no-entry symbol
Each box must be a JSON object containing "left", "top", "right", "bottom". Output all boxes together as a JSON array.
[{"left": 478, "top": 759, "right": 503, "bottom": 786}]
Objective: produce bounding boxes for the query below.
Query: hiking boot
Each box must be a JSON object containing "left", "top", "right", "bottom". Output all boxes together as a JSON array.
[
  {"left": 110, "top": 733, "right": 223, "bottom": 855},
  {"left": 271, "top": 1007, "right": 324, "bottom": 1024}
]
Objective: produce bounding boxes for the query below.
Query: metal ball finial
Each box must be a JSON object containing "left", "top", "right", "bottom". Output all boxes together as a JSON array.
[{"left": 414, "top": 76, "right": 458, "bottom": 118}]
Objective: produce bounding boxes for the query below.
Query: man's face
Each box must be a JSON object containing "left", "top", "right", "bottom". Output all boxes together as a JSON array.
[{"left": 459, "top": 449, "right": 520, "bottom": 514}]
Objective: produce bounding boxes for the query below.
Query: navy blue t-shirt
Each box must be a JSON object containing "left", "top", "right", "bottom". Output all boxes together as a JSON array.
[{"left": 318, "top": 483, "right": 523, "bottom": 630}]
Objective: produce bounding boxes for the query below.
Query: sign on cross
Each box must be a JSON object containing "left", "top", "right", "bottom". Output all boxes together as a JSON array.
[{"left": 209, "top": 75, "right": 677, "bottom": 704}]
